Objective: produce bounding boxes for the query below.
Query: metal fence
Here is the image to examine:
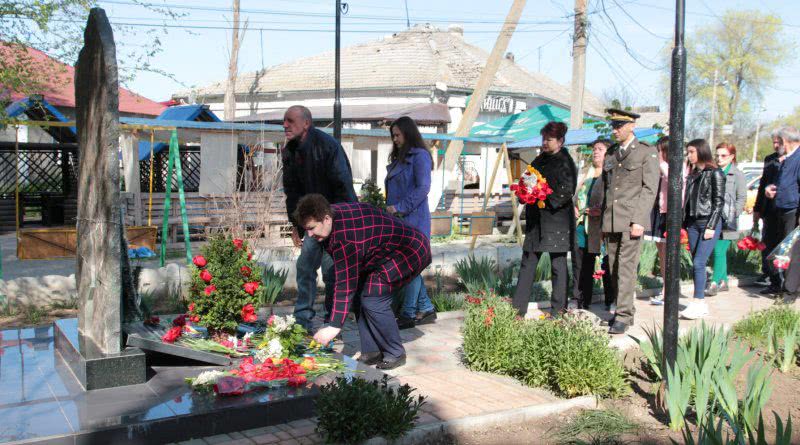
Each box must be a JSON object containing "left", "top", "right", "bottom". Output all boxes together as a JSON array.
[{"left": 139, "top": 146, "right": 201, "bottom": 193}]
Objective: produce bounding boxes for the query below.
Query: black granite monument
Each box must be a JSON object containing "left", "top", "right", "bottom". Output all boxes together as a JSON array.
[{"left": 54, "top": 7, "right": 146, "bottom": 390}]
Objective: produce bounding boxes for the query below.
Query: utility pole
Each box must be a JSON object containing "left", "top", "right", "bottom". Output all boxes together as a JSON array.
[
  {"left": 429, "top": 0, "right": 527, "bottom": 212},
  {"left": 334, "top": 1, "right": 348, "bottom": 142},
  {"left": 224, "top": 0, "right": 242, "bottom": 121},
  {"left": 664, "top": 0, "right": 687, "bottom": 373},
  {"left": 404, "top": 0, "right": 411, "bottom": 28},
  {"left": 569, "top": 0, "right": 587, "bottom": 130},
  {"left": 709, "top": 67, "right": 719, "bottom": 149}
]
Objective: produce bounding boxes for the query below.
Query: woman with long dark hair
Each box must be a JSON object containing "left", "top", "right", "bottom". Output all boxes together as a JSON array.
[
  {"left": 511, "top": 121, "right": 577, "bottom": 317},
  {"left": 681, "top": 139, "right": 725, "bottom": 319},
  {"left": 385, "top": 116, "right": 436, "bottom": 329}
]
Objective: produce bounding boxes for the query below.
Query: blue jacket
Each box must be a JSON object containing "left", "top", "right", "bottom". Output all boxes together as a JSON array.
[
  {"left": 775, "top": 150, "right": 800, "bottom": 211},
  {"left": 385, "top": 147, "right": 432, "bottom": 238}
]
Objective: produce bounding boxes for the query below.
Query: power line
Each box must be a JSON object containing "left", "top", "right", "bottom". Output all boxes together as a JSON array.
[
  {"left": 6, "top": 16, "right": 572, "bottom": 33},
  {"left": 610, "top": 0, "right": 670, "bottom": 40},
  {"left": 596, "top": 0, "right": 662, "bottom": 71},
  {"left": 589, "top": 36, "right": 644, "bottom": 99},
  {"left": 631, "top": 1, "right": 800, "bottom": 29},
  {"left": 98, "top": 0, "right": 572, "bottom": 26}
]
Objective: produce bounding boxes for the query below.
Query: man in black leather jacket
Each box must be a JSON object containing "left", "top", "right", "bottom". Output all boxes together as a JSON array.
[
  {"left": 753, "top": 134, "right": 784, "bottom": 287},
  {"left": 282, "top": 105, "right": 358, "bottom": 331}
]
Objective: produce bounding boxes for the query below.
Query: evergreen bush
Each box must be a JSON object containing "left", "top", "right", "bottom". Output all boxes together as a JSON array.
[{"left": 188, "top": 236, "right": 266, "bottom": 333}]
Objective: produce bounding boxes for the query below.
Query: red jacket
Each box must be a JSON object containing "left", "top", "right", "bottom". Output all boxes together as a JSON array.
[{"left": 324, "top": 203, "right": 432, "bottom": 328}]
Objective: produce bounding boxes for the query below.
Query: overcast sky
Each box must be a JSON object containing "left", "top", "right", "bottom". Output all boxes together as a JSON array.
[{"left": 98, "top": 0, "right": 800, "bottom": 122}]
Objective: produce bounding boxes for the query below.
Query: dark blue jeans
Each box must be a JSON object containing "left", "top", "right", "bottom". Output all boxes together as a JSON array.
[
  {"left": 686, "top": 218, "right": 722, "bottom": 299},
  {"left": 293, "top": 236, "right": 335, "bottom": 330},
  {"left": 400, "top": 275, "right": 435, "bottom": 319}
]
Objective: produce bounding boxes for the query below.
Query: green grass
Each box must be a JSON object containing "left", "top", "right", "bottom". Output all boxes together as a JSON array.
[
  {"left": 50, "top": 298, "right": 78, "bottom": 310},
  {"left": 733, "top": 304, "right": 800, "bottom": 347},
  {"left": 21, "top": 306, "right": 47, "bottom": 325},
  {"left": 552, "top": 409, "right": 640, "bottom": 445},
  {"left": 430, "top": 293, "right": 464, "bottom": 312}
]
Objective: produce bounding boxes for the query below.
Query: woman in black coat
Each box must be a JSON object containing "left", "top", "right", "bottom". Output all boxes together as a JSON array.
[{"left": 511, "top": 121, "right": 578, "bottom": 317}]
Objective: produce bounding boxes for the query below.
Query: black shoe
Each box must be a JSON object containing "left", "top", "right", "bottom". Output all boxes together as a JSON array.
[
  {"left": 375, "top": 354, "right": 406, "bottom": 370},
  {"left": 760, "top": 285, "right": 782, "bottom": 295},
  {"left": 608, "top": 320, "right": 630, "bottom": 335},
  {"left": 397, "top": 316, "right": 416, "bottom": 330},
  {"left": 601, "top": 316, "right": 615, "bottom": 327},
  {"left": 358, "top": 351, "right": 383, "bottom": 366},
  {"left": 415, "top": 310, "right": 437, "bottom": 325}
]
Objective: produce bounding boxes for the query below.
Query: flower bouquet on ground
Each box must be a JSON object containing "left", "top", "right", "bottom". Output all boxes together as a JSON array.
[
  {"left": 253, "top": 314, "right": 307, "bottom": 362},
  {"left": 186, "top": 356, "right": 311, "bottom": 396},
  {"left": 510, "top": 165, "right": 553, "bottom": 208},
  {"left": 766, "top": 227, "right": 800, "bottom": 271}
]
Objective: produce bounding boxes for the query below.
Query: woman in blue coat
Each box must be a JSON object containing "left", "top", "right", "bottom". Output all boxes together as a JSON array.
[{"left": 385, "top": 116, "right": 435, "bottom": 329}]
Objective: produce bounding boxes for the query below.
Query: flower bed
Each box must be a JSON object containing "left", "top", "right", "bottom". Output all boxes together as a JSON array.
[{"left": 461, "top": 293, "right": 627, "bottom": 398}]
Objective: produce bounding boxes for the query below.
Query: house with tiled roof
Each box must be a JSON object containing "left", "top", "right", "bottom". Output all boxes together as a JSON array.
[
  {"left": 174, "top": 24, "right": 605, "bottom": 131},
  {"left": 1, "top": 44, "right": 165, "bottom": 143}
]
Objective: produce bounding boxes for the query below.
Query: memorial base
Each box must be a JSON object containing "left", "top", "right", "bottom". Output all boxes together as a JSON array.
[{"left": 54, "top": 318, "right": 146, "bottom": 390}]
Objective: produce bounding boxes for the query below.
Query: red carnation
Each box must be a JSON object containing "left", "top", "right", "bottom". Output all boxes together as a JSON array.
[
  {"left": 248, "top": 252, "right": 253, "bottom": 261},
  {"left": 756, "top": 242, "right": 766, "bottom": 251},
  {"left": 240, "top": 266, "right": 252, "bottom": 277},
  {"left": 241, "top": 303, "right": 257, "bottom": 323},
  {"left": 161, "top": 326, "right": 182, "bottom": 343},
  {"left": 188, "top": 302, "right": 195, "bottom": 312},
  {"left": 173, "top": 314, "right": 187, "bottom": 327},
  {"left": 233, "top": 239, "right": 244, "bottom": 250},
  {"left": 199, "top": 269, "right": 213, "bottom": 283},
  {"left": 192, "top": 255, "right": 207, "bottom": 268},
  {"left": 191, "top": 315, "right": 200, "bottom": 323},
  {"left": 288, "top": 375, "right": 307, "bottom": 387},
  {"left": 244, "top": 281, "right": 260, "bottom": 296},
  {"left": 204, "top": 285, "right": 216, "bottom": 296}
]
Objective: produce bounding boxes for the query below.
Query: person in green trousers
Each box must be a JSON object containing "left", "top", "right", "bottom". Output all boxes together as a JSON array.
[{"left": 708, "top": 142, "right": 747, "bottom": 295}]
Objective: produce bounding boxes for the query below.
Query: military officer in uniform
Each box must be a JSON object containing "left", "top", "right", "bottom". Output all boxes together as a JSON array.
[{"left": 602, "top": 109, "right": 659, "bottom": 334}]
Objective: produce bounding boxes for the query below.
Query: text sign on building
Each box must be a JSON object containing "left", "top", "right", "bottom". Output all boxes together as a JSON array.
[{"left": 481, "top": 95, "right": 516, "bottom": 113}]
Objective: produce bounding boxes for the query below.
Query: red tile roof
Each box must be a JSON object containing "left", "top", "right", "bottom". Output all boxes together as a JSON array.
[{"left": 3, "top": 45, "right": 165, "bottom": 116}]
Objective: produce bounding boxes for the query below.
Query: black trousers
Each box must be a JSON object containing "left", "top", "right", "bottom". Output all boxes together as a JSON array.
[
  {"left": 765, "top": 209, "right": 797, "bottom": 287},
  {"left": 572, "top": 248, "right": 615, "bottom": 309},
  {"left": 512, "top": 251, "right": 568, "bottom": 317},
  {"left": 357, "top": 291, "right": 405, "bottom": 360}
]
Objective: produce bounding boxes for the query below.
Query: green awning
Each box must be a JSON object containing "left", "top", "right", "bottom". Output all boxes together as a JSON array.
[{"left": 468, "top": 104, "right": 571, "bottom": 142}]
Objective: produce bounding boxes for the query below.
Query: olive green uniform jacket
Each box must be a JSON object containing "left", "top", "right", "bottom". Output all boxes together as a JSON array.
[{"left": 602, "top": 137, "right": 660, "bottom": 234}]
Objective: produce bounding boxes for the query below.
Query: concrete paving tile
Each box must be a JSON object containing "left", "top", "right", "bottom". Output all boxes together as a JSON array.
[
  {"left": 204, "top": 434, "right": 235, "bottom": 445},
  {"left": 287, "top": 426, "right": 316, "bottom": 438},
  {"left": 250, "top": 433, "right": 280, "bottom": 444}
]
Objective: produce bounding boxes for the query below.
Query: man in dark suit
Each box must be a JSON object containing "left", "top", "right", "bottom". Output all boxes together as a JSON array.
[
  {"left": 602, "top": 109, "right": 660, "bottom": 334},
  {"left": 753, "top": 132, "right": 784, "bottom": 287},
  {"left": 294, "top": 194, "right": 432, "bottom": 370}
]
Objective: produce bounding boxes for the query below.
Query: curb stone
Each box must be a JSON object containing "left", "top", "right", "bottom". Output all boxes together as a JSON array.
[{"left": 359, "top": 396, "right": 597, "bottom": 445}]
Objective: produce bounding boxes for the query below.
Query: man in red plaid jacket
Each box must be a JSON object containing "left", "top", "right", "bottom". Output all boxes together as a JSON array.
[{"left": 293, "top": 194, "right": 432, "bottom": 370}]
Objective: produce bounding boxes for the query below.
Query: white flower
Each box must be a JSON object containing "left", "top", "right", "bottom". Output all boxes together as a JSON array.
[
  {"left": 255, "top": 338, "right": 284, "bottom": 362},
  {"left": 193, "top": 370, "right": 225, "bottom": 386},
  {"left": 267, "top": 338, "right": 283, "bottom": 358},
  {"left": 272, "top": 315, "right": 296, "bottom": 333},
  {"left": 243, "top": 332, "right": 253, "bottom": 344}
]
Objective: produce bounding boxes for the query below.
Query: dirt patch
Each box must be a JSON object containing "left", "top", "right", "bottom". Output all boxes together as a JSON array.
[{"left": 0, "top": 308, "right": 77, "bottom": 329}]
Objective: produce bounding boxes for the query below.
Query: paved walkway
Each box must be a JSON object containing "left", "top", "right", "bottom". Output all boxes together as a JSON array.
[{"left": 179, "top": 280, "right": 800, "bottom": 445}]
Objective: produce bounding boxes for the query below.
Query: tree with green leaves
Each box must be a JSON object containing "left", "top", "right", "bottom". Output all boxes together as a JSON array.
[
  {"left": 1, "top": 1, "right": 182, "bottom": 110},
  {"left": 684, "top": 10, "right": 793, "bottom": 138}
]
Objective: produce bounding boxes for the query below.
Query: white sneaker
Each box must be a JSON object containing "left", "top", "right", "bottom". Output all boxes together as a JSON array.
[
  {"left": 680, "top": 300, "right": 709, "bottom": 320},
  {"left": 649, "top": 296, "right": 664, "bottom": 306}
]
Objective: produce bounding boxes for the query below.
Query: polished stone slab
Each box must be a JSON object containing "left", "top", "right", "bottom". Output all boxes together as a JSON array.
[
  {"left": 0, "top": 323, "right": 378, "bottom": 444},
  {"left": 123, "top": 321, "right": 232, "bottom": 366},
  {"left": 53, "top": 319, "right": 146, "bottom": 390}
]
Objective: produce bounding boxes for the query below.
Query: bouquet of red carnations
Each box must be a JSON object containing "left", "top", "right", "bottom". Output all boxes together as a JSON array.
[{"left": 510, "top": 165, "right": 553, "bottom": 208}]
